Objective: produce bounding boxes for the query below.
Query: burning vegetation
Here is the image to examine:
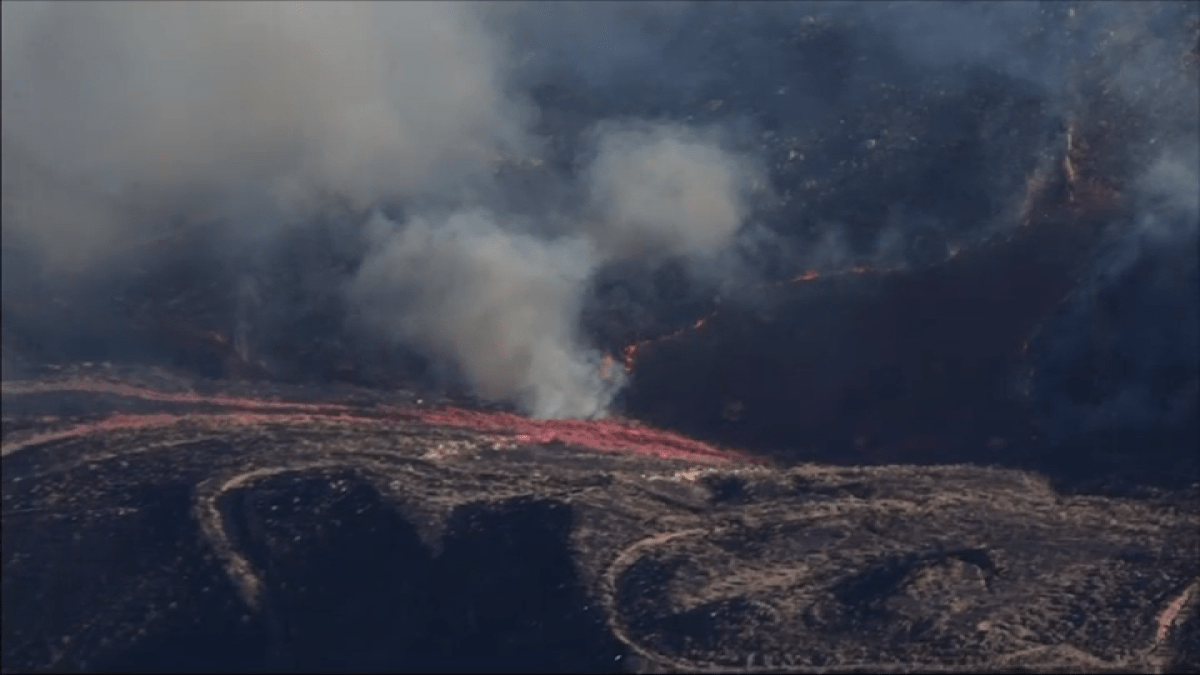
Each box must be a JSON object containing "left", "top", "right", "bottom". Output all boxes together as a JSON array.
[
  {"left": 3, "top": 3, "right": 1199, "bottom": 673},
  {"left": 3, "top": 2, "right": 1197, "bottom": 485}
]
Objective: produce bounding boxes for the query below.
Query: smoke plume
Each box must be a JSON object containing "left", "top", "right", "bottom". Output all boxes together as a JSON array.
[
  {"left": 3, "top": 1, "right": 1196, "bottom": 440},
  {"left": 3, "top": 2, "right": 532, "bottom": 266},
  {"left": 584, "top": 121, "right": 763, "bottom": 264},
  {"left": 348, "top": 119, "right": 761, "bottom": 418},
  {"left": 347, "top": 210, "right": 609, "bottom": 419},
  {"left": 2, "top": 1, "right": 762, "bottom": 417}
]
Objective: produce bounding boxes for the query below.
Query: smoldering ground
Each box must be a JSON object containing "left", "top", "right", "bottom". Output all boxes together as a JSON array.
[{"left": 2, "top": 2, "right": 1196, "bottom": 460}]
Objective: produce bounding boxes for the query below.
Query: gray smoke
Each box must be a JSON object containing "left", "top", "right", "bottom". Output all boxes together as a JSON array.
[
  {"left": 2, "top": 1, "right": 763, "bottom": 417},
  {"left": 348, "top": 120, "right": 762, "bottom": 418},
  {"left": 2, "top": 2, "right": 533, "bottom": 266},
  {"left": 584, "top": 121, "right": 764, "bottom": 264},
  {"left": 348, "top": 210, "right": 610, "bottom": 419},
  {"left": 4, "top": 1, "right": 1194, "bottom": 426}
]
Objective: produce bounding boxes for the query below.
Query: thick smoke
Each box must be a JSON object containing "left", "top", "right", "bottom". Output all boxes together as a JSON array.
[
  {"left": 584, "top": 121, "right": 763, "bottom": 264},
  {"left": 347, "top": 210, "right": 609, "bottom": 419},
  {"left": 3, "top": 1, "right": 1196, "bottom": 439},
  {"left": 2, "top": 2, "right": 532, "bottom": 267},
  {"left": 2, "top": 2, "right": 762, "bottom": 417},
  {"left": 348, "top": 121, "right": 761, "bottom": 418}
]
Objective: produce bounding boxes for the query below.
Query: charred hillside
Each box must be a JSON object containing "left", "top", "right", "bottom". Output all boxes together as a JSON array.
[
  {"left": 3, "top": 4, "right": 1198, "bottom": 673},
  {"left": 3, "top": 374, "right": 1199, "bottom": 673}
]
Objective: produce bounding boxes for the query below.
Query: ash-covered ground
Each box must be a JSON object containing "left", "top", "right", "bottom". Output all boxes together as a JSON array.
[{"left": 3, "top": 2, "right": 1199, "bottom": 672}]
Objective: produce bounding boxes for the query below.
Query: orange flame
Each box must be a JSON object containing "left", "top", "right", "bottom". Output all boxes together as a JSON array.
[
  {"left": 621, "top": 314, "right": 715, "bottom": 371},
  {"left": 617, "top": 262, "right": 904, "bottom": 374},
  {"left": 623, "top": 343, "right": 641, "bottom": 371}
]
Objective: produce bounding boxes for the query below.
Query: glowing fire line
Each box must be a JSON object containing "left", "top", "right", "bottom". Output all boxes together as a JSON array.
[
  {"left": 2, "top": 381, "right": 758, "bottom": 465},
  {"left": 618, "top": 263, "right": 900, "bottom": 372}
]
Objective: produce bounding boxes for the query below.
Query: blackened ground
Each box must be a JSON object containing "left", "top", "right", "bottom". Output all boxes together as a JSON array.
[
  {"left": 99, "top": 476, "right": 620, "bottom": 674},
  {"left": 4, "top": 407, "right": 1197, "bottom": 673},
  {"left": 618, "top": 185, "right": 1187, "bottom": 489},
  {"left": 1024, "top": 224, "right": 1200, "bottom": 495},
  {"left": 1, "top": 426, "right": 630, "bottom": 674}
]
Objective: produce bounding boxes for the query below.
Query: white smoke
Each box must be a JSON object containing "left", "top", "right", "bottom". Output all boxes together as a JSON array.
[
  {"left": 349, "top": 120, "right": 762, "bottom": 418},
  {"left": 584, "top": 121, "right": 763, "bottom": 264},
  {"left": 348, "top": 210, "right": 610, "bottom": 419}
]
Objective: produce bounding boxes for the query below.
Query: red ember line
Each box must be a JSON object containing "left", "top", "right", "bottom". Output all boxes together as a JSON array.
[
  {"left": 410, "top": 406, "right": 754, "bottom": 465},
  {"left": 2, "top": 381, "right": 757, "bottom": 465},
  {"left": 1, "top": 380, "right": 354, "bottom": 413},
  {"left": 1, "top": 411, "right": 386, "bottom": 457},
  {"left": 622, "top": 314, "right": 715, "bottom": 371},
  {"left": 619, "top": 263, "right": 904, "bottom": 372}
]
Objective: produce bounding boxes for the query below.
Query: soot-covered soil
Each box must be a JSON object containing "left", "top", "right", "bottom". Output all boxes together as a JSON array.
[{"left": 3, "top": 373, "right": 1198, "bottom": 673}]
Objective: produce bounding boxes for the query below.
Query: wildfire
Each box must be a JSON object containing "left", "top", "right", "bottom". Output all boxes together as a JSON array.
[
  {"left": 617, "top": 263, "right": 904, "bottom": 373},
  {"left": 622, "top": 343, "right": 640, "bottom": 371},
  {"left": 1, "top": 379, "right": 758, "bottom": 465},
  {"left": 621, "top": 315, "right": 714, "bottom": 371},
  {"left": 414, "top": 405, "right": 756, "bottom": 464}
]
